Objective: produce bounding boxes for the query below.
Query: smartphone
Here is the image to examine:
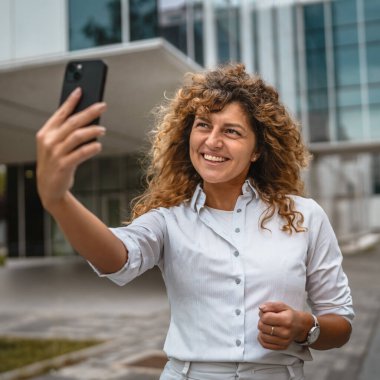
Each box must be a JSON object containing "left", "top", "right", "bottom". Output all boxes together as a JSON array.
[{"left": 59, "top": 59, "right": 108, "bottom": 126}]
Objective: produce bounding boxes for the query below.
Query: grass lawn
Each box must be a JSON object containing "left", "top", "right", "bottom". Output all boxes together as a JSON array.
[{"left": 0, "top": 336, "right": 101, "bottom": 373}]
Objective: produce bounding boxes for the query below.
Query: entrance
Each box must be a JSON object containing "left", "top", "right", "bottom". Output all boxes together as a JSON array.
[{"left": 6, "top": 164, "right": 45, "bottom": 257}]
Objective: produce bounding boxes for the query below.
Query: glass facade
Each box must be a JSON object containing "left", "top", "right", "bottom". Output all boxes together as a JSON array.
[
  {"left": 300, "top": 0, "right": 380, "bottom": 143},
  {"left": 365, "top": 0, "right": 380, "bottom": 139}
]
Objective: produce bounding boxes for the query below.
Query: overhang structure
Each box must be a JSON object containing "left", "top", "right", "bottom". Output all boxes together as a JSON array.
[{"left": 0, "top": 38, "right": 201, "bottom": 164}]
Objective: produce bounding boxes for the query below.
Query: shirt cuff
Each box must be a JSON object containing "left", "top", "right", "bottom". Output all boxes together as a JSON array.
[{"left": 87, "top": 228, "right": 142, "bottom": 286}]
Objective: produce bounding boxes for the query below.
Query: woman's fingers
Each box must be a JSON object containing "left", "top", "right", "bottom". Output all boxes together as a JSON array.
[
  {"left": 62, "top": 140, "right": 103, "bottom": 169},
  {"left": 56, "top": 102, "right": 107, "bottom": 143},
  {"left": 257, "top": 305, "right": 295, "bottom": 350},
  {"left": 41, "top": 87, "right": 82, "bottom": 133},
  {"left": 257, "top": 334, "right": 287, "bottom": 351},
  {"left": 57, "top": 125, "right": 106, "bottom": 155}
]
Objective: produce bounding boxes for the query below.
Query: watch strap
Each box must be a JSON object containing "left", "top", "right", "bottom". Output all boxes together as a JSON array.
[{"left": 297, "top": 314, "right": 320, "bottom": 346}]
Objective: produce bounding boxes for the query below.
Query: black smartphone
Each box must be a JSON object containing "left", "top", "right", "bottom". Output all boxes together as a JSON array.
[{"left": 59, "top": 59, "right": 108, "bottom": 125}]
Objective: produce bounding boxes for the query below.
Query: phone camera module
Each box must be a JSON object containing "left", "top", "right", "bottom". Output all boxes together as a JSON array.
[{"left": 66, "top": 63, "right": 82, "bottom": 82}]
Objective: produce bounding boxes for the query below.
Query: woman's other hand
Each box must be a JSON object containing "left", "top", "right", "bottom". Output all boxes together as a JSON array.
[
  {"left": 36, "top": 87, "right": 106, "bottom": 211},
  {"left": 257, "top": 301, "right": 313, "bottom": 350}
]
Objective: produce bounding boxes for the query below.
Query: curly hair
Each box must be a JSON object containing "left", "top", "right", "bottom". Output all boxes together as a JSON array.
[{"left": 130, "top": 63, "right": 311, "bottom": 233}]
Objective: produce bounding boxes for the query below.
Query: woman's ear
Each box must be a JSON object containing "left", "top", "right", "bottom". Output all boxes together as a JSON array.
[{"left": 251, "top": 152, "right": 260, "bottom": 162}]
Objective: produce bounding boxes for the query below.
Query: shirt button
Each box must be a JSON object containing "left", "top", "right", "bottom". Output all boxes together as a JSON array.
[
  {"left": 237, "top": 208, "right": 242, "bottom": 213},
  {"left": 235, "top": 228, "right": 240, "bottom": 233},
  {"left": 235, "top": 278, "right": 241, "bottom": 284},
  {"left": 235, "top": 309, "right": 241, "bottom": 316},
  {"left": 234, "top": 251, "right": 239, "bottom": 257},
  {"left": 236, "top": 339, "right": 241, "bottom": 347}
]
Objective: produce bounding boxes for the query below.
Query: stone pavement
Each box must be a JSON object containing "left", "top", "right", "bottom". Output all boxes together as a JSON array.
[{"left": 1, "top": 243, "right": 380, "bottom": 380}]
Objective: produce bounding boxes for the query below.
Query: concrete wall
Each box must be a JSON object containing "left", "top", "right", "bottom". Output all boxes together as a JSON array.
[
  {"left": 307, "top": 153, "right": 379, "bottom": 240},
  {"left": 0, "top": 0, "right": 66, "bottom": 63}
]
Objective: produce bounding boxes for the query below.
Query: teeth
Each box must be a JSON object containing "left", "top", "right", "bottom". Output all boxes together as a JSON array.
[{"left": 203, "top": 154, "right": 227, "bottom": 162}]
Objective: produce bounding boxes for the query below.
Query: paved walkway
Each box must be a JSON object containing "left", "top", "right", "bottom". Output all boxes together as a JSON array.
[{"left": 0, "top": 244, "right": 379, "bottom": 380}]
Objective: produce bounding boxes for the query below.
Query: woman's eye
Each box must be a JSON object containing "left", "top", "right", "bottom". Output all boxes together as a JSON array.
[
  {"left": 225, "top": 128, "right": 241, "bottom": 136},
  {"left": 196, "top": 122, "right": 209, "bottom": 128}
]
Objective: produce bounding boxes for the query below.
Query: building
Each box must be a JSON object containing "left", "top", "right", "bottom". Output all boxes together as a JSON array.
[{"left": 0, "top": 0, "right": 379, "bottom": 258}]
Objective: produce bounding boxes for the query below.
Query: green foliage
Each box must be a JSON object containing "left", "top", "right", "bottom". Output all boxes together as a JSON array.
[{"left": 0, "top": 337, "right": 100, "bottom": 373}]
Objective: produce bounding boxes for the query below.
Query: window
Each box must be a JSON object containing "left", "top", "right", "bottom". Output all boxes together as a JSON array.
[
  {"left": 68, "top": 0, "right": 122, "bottom": 50},
  {"left": 336, "top": 106, "right": 363, "bottom": 140},
  {"left": 334, "top": 46, "right": 360, "bottom": 86},
  {"left": 129, "top": 0, "right": 158, "bottom": 41},
  {"left": 303, "top": 3, "right": 329, "bottom": 142},
  {"left": 214, "top": 0, "right": 240, "bottom": 64},
  {"left": 159, "top": 0, "right": 187, "bottom": 56},
  {"left": 332, "top": 0, "right": 357, "bottom": 26}
]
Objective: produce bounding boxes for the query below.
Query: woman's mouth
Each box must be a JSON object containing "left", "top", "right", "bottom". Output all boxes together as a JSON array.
[{"left": 202, "top": 154, "right": 228, "bottom": 163}]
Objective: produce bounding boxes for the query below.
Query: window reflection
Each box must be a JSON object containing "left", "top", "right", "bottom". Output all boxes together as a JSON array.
[
  {"left": 333, "top": 25, "right": 358, "bottom": 46},
  {"left": 336, "top": 106, "right": 363, "bottom": 140},
  {"left": 335, "top": 46, "right": 360, "bottom": 86},
  {"left": 159, "top": 0, "right": 187, "bottom": 55},
  {"left": 332, "top": 0, "right": 357, "bottom": 26},
  {"left": 129, "top": 0, "right": 158, "bottom": 41},
  {"left": 367, "top": 44, "right": 380, "bottom": 79},
  {"left": 336, "top": 88, "right": 362, "bottom": 108},
  {"left": 365, "top": 22, "right": 380, "bottom": 43},
  {"left": 158, "top": 0, "right": 204, "bottom": 65},
  {"left": 69, "top": 0, "right": 122, "bottom": 50},
  {"left": 215, "top": 0, "right": 240, "bottom": 64},
  {"left": 304, "top": 2, "right": 329, "bottom": 142},
  {"left": 369, "top": 106, "right": 380, "bottom": 139},
  {"left": 364, "top": 0, "right": 380, "bottom": 23}
]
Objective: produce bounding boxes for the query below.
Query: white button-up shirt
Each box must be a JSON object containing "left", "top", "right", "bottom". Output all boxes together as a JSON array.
[{"left": 91, "top": 180, "right": 354, "bottom": 365}]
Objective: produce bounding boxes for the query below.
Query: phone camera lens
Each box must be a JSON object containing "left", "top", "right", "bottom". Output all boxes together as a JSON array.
[
  {"left": 66, "top": 62, "right": 82, "bottom": 82},
  {"left": 73, "top": 71, "right": 81, "bottom": 80}
]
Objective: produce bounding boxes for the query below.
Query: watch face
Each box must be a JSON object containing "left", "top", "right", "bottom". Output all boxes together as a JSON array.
[{"left": 308, "top": 326, "right": 320, "bottom": 344}]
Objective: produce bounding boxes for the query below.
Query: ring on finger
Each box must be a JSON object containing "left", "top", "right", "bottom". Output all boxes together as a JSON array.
[{"left": 270, "top": 326, "right": 275, "bottom": 336}]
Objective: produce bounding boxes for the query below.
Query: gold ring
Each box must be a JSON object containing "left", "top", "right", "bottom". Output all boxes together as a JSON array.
[{"left": 270, "top": 326, "right": 275, "bottom": 336}]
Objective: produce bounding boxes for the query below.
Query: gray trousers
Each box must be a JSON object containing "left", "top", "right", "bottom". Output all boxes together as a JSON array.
[{"left": 160, "top": 358, "right": 305, "bottom": 380}]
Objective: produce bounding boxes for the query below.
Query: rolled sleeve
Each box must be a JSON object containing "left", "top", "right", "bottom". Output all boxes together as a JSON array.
[
  {"left": 89, "top": 209, "right": 165, "bottom": 286},
  {"left": 306, "top": 203, "right": 355, "bottom": 322}
]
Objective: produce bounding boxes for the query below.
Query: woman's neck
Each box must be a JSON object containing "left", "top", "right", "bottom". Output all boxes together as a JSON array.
[{"left": 203, "top": 181, "right": 244, "bottom": 211}]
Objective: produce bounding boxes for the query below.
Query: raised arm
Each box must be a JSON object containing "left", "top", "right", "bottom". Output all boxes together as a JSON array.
[{"left": 36, "top": 87, "right": 127, "bottom": 273}]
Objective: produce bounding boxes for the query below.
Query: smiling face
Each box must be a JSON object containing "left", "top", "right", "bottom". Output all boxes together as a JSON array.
[{"left": 189, "top": 102, "right": 258, "bottom": 191}]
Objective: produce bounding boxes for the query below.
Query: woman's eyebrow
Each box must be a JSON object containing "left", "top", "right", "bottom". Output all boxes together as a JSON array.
[
  {"left": 223, "top": 122, "right": 245, "bottom": 129},
  {"left": 194, "top": 115, "right": 210, "bottom": 122}
]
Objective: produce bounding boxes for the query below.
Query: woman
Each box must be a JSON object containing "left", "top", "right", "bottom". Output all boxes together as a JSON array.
[{"left": 36, "top": 64, "right": 354, "bottom": 380}]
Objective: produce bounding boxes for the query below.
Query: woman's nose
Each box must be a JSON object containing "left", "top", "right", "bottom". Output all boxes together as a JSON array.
[{"left": 205, "top": 130, "right": 223, "bottom": 149}]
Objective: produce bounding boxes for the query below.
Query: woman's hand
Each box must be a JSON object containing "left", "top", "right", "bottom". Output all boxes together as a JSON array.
[
  {"left": 257, "top": 301, "right": 313, "bottom": 350},
  {"left": 36, "top": 87, "right": 107, "bottom": 211}
]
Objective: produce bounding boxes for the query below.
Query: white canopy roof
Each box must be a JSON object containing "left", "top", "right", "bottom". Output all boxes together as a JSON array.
[{"left": 0, "top": 38, "right": 201, "bottom": 164}]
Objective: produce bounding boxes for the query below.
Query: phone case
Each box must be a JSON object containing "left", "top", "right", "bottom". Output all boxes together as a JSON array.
[{"left": 60, "top": 59, "right": 108, "bottom": 125}]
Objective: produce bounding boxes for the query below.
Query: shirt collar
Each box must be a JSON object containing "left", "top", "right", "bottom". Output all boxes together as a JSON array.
[{"left": 190, "top": 179, "right": 259, "bottom": 213}]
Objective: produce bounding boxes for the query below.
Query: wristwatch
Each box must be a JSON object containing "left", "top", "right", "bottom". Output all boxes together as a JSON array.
[{"left": 297, "top": 314, "right": 320, "bottom": 346}]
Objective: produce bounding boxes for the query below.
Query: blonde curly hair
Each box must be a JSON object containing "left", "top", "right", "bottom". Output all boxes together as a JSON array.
[{"left": 131, "top": 63, "right": 311, "bottom": 233}]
